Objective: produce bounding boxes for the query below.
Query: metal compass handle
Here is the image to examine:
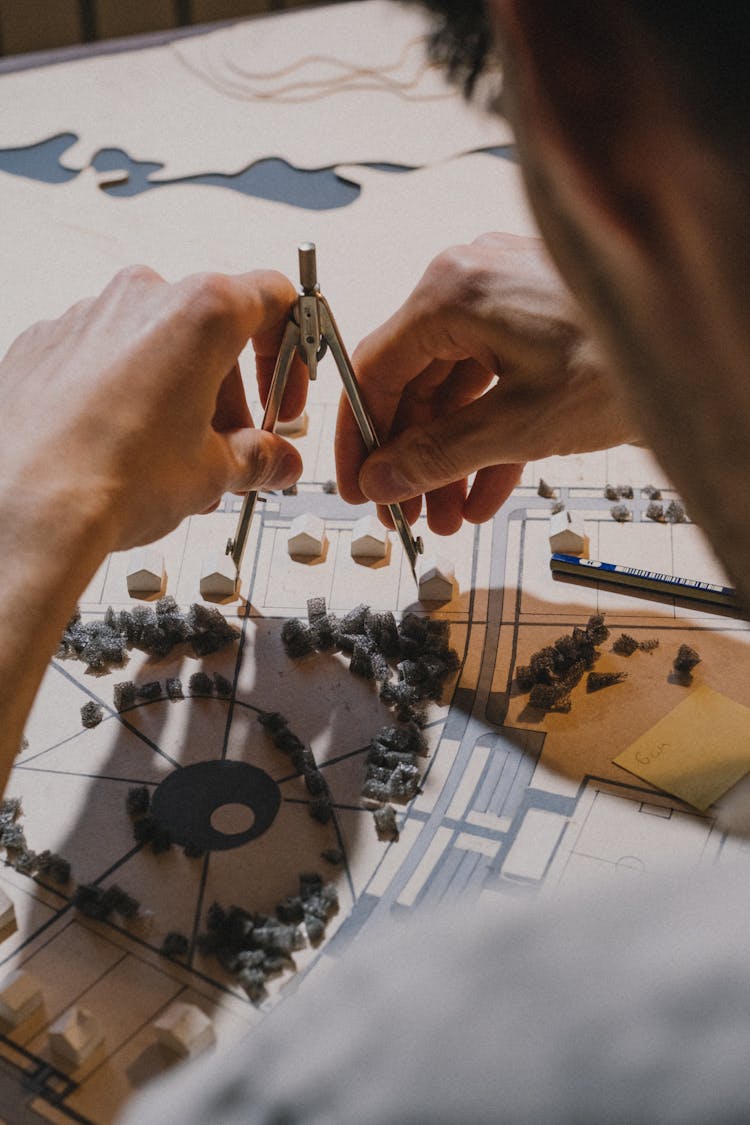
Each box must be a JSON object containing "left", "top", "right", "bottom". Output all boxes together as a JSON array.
[{"left": 226, "top": 243, "right": 423, "bottom": 579}]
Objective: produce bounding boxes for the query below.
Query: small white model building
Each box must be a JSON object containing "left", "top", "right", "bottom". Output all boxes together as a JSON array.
[
  {"left": 199, "top": 553, "right": 238, "bottom": 599},
  {"left": 0, "top": 886, "right": 15, "bottom": 932},
  {"left": 126, "top": 547, "right": 165, "bottom": 596},
  {"left": 0, "top": 969, "right": 42, "bottom": 1026},
  {"left": 417, "top": 555, "right": 455, "bottom": 603},
  {"left": 549, "top": 510, "right": 589, "bottom": 556},
  {"left": 351, "top": 515, "right": 388, "bottom": 560},
  {"left": 288, "top": 512, "right": 326, "bottom": 558},
  {"left": 49, "top": 1005, "right": 103, "bottom": 1067},
  {"left": 154, "top": 1001, "right": 216, "bottom": 1059},
  {"left": 275, "top": 410, "right": 308, "bottom": 437}
]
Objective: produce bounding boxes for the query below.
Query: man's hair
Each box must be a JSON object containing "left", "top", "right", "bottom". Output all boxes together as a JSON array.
[
  {"left": 415, "top": 0, "right": 750, "bottom": 146},
  {"left": 416, "top": 0, "right": 492, "bottom": 98}
]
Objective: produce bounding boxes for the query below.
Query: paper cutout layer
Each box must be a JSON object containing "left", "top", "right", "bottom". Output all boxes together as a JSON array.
[
  {"left": 614, "top": 685, "right": 750, "bottom": 811},
  {"left": 0, "top": 1, "right": 511, "bottom": 178}
]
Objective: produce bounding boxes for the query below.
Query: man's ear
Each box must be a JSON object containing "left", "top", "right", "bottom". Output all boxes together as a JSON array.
[{"left": 494, "top": 0, "right": 670, "bottom": 243}]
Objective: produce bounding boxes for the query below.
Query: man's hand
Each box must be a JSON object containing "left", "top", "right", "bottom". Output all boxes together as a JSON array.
[
  {"left": 336, "top": 233, "right": 638, "bottom": 534},
  {"left": 0, "top": 265, "right": 308, "bottom": 781},
  {"left": 0, "top": 265, "right": 307, "bottom": 554}
]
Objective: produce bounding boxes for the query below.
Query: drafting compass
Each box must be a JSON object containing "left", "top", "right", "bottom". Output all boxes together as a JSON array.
[{"left": 226, "top": 242, "right": 423, "bottom": 578}]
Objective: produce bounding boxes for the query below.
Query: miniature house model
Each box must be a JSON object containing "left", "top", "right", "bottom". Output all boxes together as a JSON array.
[
  {"left": 154, "top": 1001, "right": 216, "bottom": 1058},
  {"left": 275, "top": 410, "right": 308, "bottom": 437},
  {"left": 49, "top": 1005, "right": 103, "bottom": 1066},
  {"left": 417, "top": 555, "right": 455, "bottom": 602},
  {"left": 0, "top": 887, "right": 14, "bottom": 932},
  {"left": 548, "top": 510, "right": 589, "bottom": 556},
  {"left": 199, "top": 553, "right": 238, "bottom": 599},
  {"left": 0, "top": 969, "right": 41, "bottom": 1026},
  {"left": 351, "top": 515, "right": 388, "bottom": 560},
  {"left": 288, "top": 512, "right": 326, "bottom": 558},
  {"left": 126, "top": 547, "right": 165, "bottom": 596}
]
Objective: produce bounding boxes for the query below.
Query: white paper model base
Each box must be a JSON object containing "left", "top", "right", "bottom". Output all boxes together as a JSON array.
[
  {"left": 0, "top": 969, "right": 42, "bottom": 1027},
  {"left": 154, "top": 1001, "right": 216, "bottom": 1059},
  {"left": 49, "top": 1006, "right": 104, "bottom": 1067}
]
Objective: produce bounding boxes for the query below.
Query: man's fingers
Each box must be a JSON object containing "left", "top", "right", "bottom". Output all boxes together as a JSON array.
[
  {"left": 464, "top": 463, "right": 524, "bottom": 523},
  {"left": 175, "top": 269, "right": 310, "bottom": 418},
  {"left": 234, "top": 270, "right": 309, "bottom": 423},
  {"left": 255, "top": 350, "right": 309, "bottom": 423},
  {"left": 425, "top": 480, "right": 468, "bottom": 535},
  {"left": 358, "top": 387, "right": 520, "bottom": 503},
  {"left": 376, "top": 495, "right": 422, "bottom": 531},
  {"left": 226, "top": 269, "right": 298, "bottom": 346},
  {"left": 212, "top": 364, "right": 253, "bottom": 432},
  {"left": 336, "top": 395, "right": 369, "bottom": 504},
  {"left": 222, "top": 428, "right": 302, "bottom": 493}
]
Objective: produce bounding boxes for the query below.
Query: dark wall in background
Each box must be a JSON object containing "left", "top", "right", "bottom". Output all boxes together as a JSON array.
[{"left": 0, "top": 0, "right": 346, "bottom": 57}]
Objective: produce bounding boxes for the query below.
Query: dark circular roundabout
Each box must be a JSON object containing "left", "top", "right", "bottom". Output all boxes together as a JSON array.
[{"left": 151, "top": 760, "right": 281, "bottom": 852}]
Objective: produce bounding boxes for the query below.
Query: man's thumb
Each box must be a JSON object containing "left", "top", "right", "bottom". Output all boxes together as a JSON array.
[{"left": 225, "top": 428, "right": 302, "bottom": 492}]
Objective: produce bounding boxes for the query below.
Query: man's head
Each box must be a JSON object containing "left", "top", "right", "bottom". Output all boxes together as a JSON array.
[{"left": 418, "top": 0, "right": 750, "bottom": 602}]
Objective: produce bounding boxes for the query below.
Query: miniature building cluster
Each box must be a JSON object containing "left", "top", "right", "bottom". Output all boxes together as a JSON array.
[
  {"left": 281, "top": 600, "right": 459, "bottom": 730},
  {"left": 516, "top": 615, "right": 620, "bottom": 712},
  {"left": 362, "top": 724, "right": 427, "bottom": 806},
  {"left": 257, "top": 711, "right": 333, "bottom": 824},
  {"left": 645, "top": 498, "right": 688, "bottom": 524},
  {"left": 604, "top": 483, "right": 634, "bottom": 501},
  {"left": 285, "top": 513, "right": 456, "bottom": 601},
  {"left": 280, "top": 600, "right": 458, "bottom": 835},
  {"left": 125, "top": 786, "right": 173, "bottom": 854},
  {"left": 0, "top": 798, "right": 70, "bottom": 884},
  {"left": 198, "top": 872, "right": 338, "bottom": 1004},
  {"left": 516, "top": 620, "right": 693, "bottom": 711},
  {"left": 72, "top": 882, "right": 139, "bottom": 923},
  {"left": 111, "top": 670, "right": 234, "bottom": 716},
  {"left": 58, "top": 598, "right": 239, "bottom": 674},
  {"left": 0, "top": 969, "right": 105, "bottom": 1067}
]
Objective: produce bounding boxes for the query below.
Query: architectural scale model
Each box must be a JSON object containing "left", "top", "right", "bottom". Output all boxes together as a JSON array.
[{"left": 0, "top": 4, "right": 748, "bottom": 1121}]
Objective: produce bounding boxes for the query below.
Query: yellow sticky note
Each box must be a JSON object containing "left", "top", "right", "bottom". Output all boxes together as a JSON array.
[{"left": 613, "top": 686, "right": 750, "bottom": 811}]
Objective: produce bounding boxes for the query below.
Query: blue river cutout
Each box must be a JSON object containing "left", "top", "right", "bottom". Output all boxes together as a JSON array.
[{"left": 0, "top": 132, "right": 516, "bottom": 210}]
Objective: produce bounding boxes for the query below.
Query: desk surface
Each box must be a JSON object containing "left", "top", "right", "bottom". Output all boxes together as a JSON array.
[{"left": 0, "top": 3, "right": 747, "bottom": 1123}]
